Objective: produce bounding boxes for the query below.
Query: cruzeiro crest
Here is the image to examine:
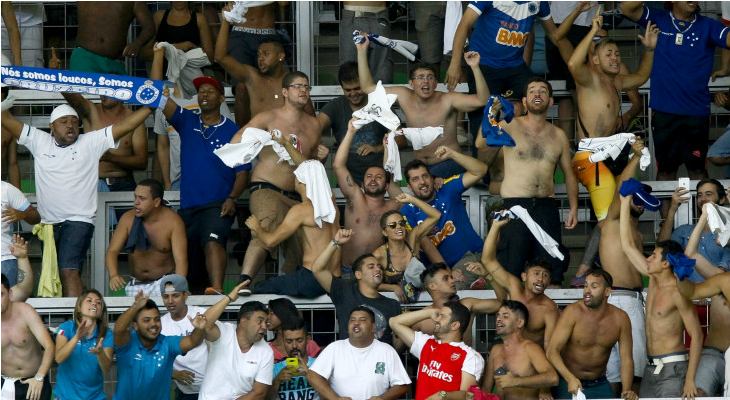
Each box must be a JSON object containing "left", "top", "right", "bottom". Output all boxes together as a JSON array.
[{"left": 136, "top": 80, "right": 160, "bottom": 105}]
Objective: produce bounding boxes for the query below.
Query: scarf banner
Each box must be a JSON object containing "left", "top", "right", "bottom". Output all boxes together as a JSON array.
[{"left": 0, "top": 65, "right": 165, "bottom": 107}]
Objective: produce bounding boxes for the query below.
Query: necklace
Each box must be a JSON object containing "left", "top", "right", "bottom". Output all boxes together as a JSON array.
[
  {"left": 199, "top": 116, "right": 222, "bottom": 140},
  {"left": 669, "top": 11, "right": 696, "bottom": 34}
]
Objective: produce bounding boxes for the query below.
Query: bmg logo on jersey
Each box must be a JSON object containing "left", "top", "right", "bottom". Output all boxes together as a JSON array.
[{"left": 496, "top": 28, "right": 529, "bottom": 48}]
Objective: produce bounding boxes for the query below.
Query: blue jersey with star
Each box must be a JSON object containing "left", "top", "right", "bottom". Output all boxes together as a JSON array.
[
  {"left": 635, "top": 6, "right": 728, "bottom": 115},
  {"left": 169, "top": 106, "right": 250, "bottom": 208},
  {"left": 401, "top": 175, "right": 483, "bottom": 266},
  {"left": 113, "top": 331, "right": 182, "bottom": 400},
  {"left": 468, "top": 1, "right": 551, "bottom": 68}
]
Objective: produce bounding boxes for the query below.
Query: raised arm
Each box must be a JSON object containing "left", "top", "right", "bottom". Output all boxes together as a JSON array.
[
  {"left": 8, "top": 235, "right": 33, "bottom": 301},
  {"left": 111, "top": 106, "right": 152, "bottom": 141},
  {"left": 445, "top": 7, "right": 479, "bottom": 91},
  {"left": 333, "top": 118, "right": 362, "bottom": 199},
  {"left": 354, "top": 33, "right": 409, "bottom": 98},
  {"left": 677, "top": 272, "right": 730, "bottom": 300},
  {"left": 474, "top": 218, "right": 523, "bottom": 295},
  {"left": 397, "top": 193, "right": 441, "bottom": 249},
  {"left": 449, "top": 52, "right": 490, "bottom": 112},
  {"left": 433, "top": 146, "right": 487, "bottom": 189},
  {"left": 568, "top": 7, "right": 603, "bottom": 86},
  {"left": 154, "top": 52, "right": 181, "bottom": 120},
  {"left": 202, "top": 281, "right": 250, "bottom": 342},
  {"left": 657, "top": 186, "right": 688, "bottom": 241},
  {"left": 114, "top": 291, "right": 150, "bottom": 347},
  {"left": 311, "top": 229, "right": 352, "bottom": 293},
  {"left": 617, "top": 22, "right": 657, "bottom": 90},
  {"left": 605, "top": 139, "right": 645, "bottom": 221},
  {"left": 179, "top": 313, "right": 207, "bottom": 353},
  {"left": 214, "top": 6, "right": 257, "bottom": 85},
  {"left": 388, "top": 308, "right": 434, "bottom": 350},
  {"left": 49, "top": 48, "right": 95, "bottom": 121},
  {"left": 619, "top": 194, "right": 649, "bottom": 276},
  {"left": 684, "top": 206, "right": 726, "bottom": 278},
  {"left": 620, "top": 2, "right": 645, "bottom": 22}
]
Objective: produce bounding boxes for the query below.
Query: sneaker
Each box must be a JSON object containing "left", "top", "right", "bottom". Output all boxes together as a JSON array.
[
  {"left": 238, "top": 287, "right": 252, "bottom": 296},
  {"left": 401, "top": 279, "right": 421, "bottom": 303},
  {"left": 388, "top": 3, "right": 407, "bottom": 23},
  {"left": 204, "top": 286, "right": 223, "bottom": 295},
  {"left": 570, "top": 275, "right": 586, "bottom": 288},
  {"left": 470, "top": 277, "right": 488, "bottom": 290}
]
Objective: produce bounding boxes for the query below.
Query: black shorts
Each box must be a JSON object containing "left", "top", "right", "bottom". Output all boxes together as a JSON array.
[
  {"left": 652, "top": 110, "right": 710, "bottom": 174},
  {"left": 1, "top": 375, "right": 52, "bottom": 400},
  {"left": 178, "top": 200, "right": 234, "bottom": 248},
  {"left": 545, "top": 25, "right": 591, "bottom": 91}
]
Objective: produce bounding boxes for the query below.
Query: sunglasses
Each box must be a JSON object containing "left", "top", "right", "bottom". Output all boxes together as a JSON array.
[{"left": 387, "top": 220, "right": 407, "bottom": 229}]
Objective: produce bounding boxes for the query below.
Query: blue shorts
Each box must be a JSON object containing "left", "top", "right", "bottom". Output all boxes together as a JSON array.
[
  {"left": 254, "top": 266, "right": 327, "bottom": 298},
  {"left": 554, "top": 375, "right": 614, "bottom": 399},
  {"left": 53, "top": 221, "right": 94, "bottom": 272},
  {"left": 1, "top": 259, "right": 18, "bottom": 287},
  {"left": 178, "top": 200, "right": 233, "bottom": 248}
]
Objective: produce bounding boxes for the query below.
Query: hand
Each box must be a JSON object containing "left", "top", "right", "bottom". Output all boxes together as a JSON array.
[
  {"left": 163, "top": 86, "right": 171, "bottom": 97},
  {"left": 317, "top": 144, "right": 331, "bottom": 160},
  {"left": 76, "top": 318, "right": 95, "bottom": 339},
  {"left": 245, "top": 215, "right": 261, "bottom": 235},
  {"left": 393, "top": 285, "right": 408, "bottom": 303},
  {"left": 576, "top": 1, "right": 597, "bottom": 13},
  {"left": 123, "top": 42, "right": 142, "bottom": 58},
  {"left": 490, "top": 96, "right": 502, "bottom": 115},
  {"left": 222, "top": 2, "right": 234, "bottom": 13},
  {"left": 275, "top": 364, "right": 295, "bottom": 382},
  {"left": 433, "top": 177, "right": 444, "bottom": 191},
  {"left": 175, "top": 41, "right": 198, "bottom": 52},
  {"left": 334, "top": 228, "right": 354, "bottom": 244},
  {"left": 2, "top": 205, "right": 24, "bottom": 224},
  {"left": 451, "top": 267, "right": 466, "bottom": 282},
  {"left": 229, "top": 280, "right": 251, "bottom": 301},
  {"left": 423, "top": 392, "right": 443, "bottom": 400},
  {"left": 538, "top": 389, "right": 554, "bottom": 400},
  {"left": 621, "top": 389, "right": 638, "bottom": 400},
  {"left": 631, "top": 137, "right": 645, "bottom": 156},
  {"left": 565, "top": 208, "right": 578, "bottom": 229},
  {"left": 88, "top": 337, "right": 105, "bottom": 355},
  {"left": 464, "top": 51, "right": 480, "bottom": 67},
  {"left": 295, "top": 354, "right": 310, "bottom": 374},
  {"left": 495, "top": 371, "right": 519, "bottom": 388},
  {"left": 132, "top": 290, "right": 150, "bottom": 310},
  {"left": 356, "top": 144, "right": 380, "bottom": 156},
  {"left": 713, "top": 91, "right": 729, "bottom": 108},
  {"left": 445, "top": 60, "right": 462, "bottom": 92},
  {"left": 638, "top": 21, "right": 660, "bottom": 50},
  {"left": 153, "top": 42, "right": 166, "bottom": 57},
  {"left": 109, "top": 275, "right": 127, "bottom": 291},
  {"left": 711, "top": 66, "right": 730, "bottom": 81},
  {"left": 619, "top": 194, "right": 632, "bottom": 204},
  {"left": 48, "top": 47, "right": 62, "bottom": 69},
  {"left": 566, "top": 376, "right": 583, "bottom": 395},
  {"left": 669, "top": 187, "right": 690, "bottom": 209},
  {"left": 347, "top": 117, "right": 361, "bottom": 134},
  {"left": 220, "top": 198, "right": 236, "bottom": 217},
  {"left": 395, "top": 192, "right": 414, "bottom": 204},
  {"left": 8, "top": 234, "right": 28, "bottom": 259},
  {"left": 188, "top": 312, "right": 207, "bottom": 330},
  {"left": 172, "top": 370, "right": 196, "bottom": 385},
  {"left": 590, "top": 5, "right": 603, "bottom": 32},
  {"left": 434, "top": 145, "right": 453, "bottom": 161},
  {"left": 271, "top": 131, "right": 288, "bottom": 147},
  {"left": 99, "top": 151, "right": 115, "bottom": 163},
  {"left": 20, "top": 377, "right": 43, "bottom": 400},
  {"left": 615, "top": 115, "right": 626, "bottom": 132},
  {"left": 682, "top": 380, "right": 697, "bottom": 400},
  {"left": 465, "top": 261, "right": 488, "bottom": 277},
  {"left": 355, "top": 31, "right": 370, "bottom": 51}
]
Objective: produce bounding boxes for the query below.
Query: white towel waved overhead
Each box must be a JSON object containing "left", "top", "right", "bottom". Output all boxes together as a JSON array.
[
  {"left": 501, "top": 207, "right": 565, "bottom": 260},
  {"left": 352, "top": 81, "right": 400, "bottom": 131},
  {"left": 155, "top": 42, "right": 211, "bottom": 98},
  {"left": 352, "top": 30, "right": 419, "bottom": 61},
  {"left": 704, "top": 202, "right": 730, "bottom": 246},
  {"left": 384, "top": 133, "right": 402, "bottom": 182},
  {"left": 577, "top": 132, "right": 651, "bottom": 171},
  {"left": 294, "top": 160, "right": 337, "bottom": 228},
  {"left": 398, "top": 126, "right": 444, "bottom": 150},
  {"left": 214, "top": 128, "right": 292, "bottom": 167},
  {"left": 223, "top": 1, "right": 274, "bottom": 24}
]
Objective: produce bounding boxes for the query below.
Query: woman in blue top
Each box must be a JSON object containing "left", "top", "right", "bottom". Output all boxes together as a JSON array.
[{"left": 54, "top": 289, "right": 115, "bottom": 400}]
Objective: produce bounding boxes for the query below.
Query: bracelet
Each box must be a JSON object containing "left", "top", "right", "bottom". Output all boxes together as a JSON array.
[
  {"left": 226, "top": 295, "right": 234, "bottom": 302},
  {"left": 227, "top": 196, "right": 237, "bottom": 201},
  {"left": 158, "top": 95, "right": 168, "bottom": 109},
  {"left": 331, "top": 239, "right": 341, "bottom": 248}
]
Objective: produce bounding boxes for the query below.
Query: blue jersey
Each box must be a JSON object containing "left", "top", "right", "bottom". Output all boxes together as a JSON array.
[
  {"left": 113, "top": 331, "right": 183, "bottom": 400},
  {"left": 469, "top": 1, "right": 551, "bottom": 69},
  {"left": 401, "top": 175, "right": 483, "bottom": 266},
  {"left": 54, "top": 320, "right": 115, "bottom": 400},
  {"left": 635, "top": 6, "right": 728, "bottom": 116},
  {"left": 169, "top": 106, "right": 250, "bottom": 209},
  {"left": 272, "top": 358, "right": 320, "bottom": 400}
]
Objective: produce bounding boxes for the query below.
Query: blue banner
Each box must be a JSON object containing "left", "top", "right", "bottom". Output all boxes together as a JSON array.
[{"left": 0, "top": 65, "right": 165, "bottom": 107}]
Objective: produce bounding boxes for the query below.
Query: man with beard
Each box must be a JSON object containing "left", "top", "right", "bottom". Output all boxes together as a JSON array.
[
  {"left": 481, "top": 300, "right": 558, "bottom": 400},
  {"left": 389, "top": 301, "right": 484, "bottom": 400},
  {"left": 199, "top": 284, "right": 274, "bottom": 400},
  {"left": 311, "top": 229, "right": 402, "bottom": 346},
  {"left": 308, "top": 307, "right": 411, "bottom": 400},
  {"left": 1, "top": 103, "right": 151, "bottom": 297},
  {"left": 268, "top": 318, "right": 319, "bottom": 400},
  {"left": 546, "top": 269, "right": 637, "bottom": 400},
  {"left": 488, "top": 77, "right": 578, "bottom": 286},
  {"left": 161, "top": 76, "right": 249, "bottom": 295},
  {"left": 106, "top": 179, "right": 188, "bottom": 296},
  {"left": 50, "top": 47, "right": 148, "bottom": 193},
  {"left": 333, "top": 117, "right": 402, "bottom": 273},
  {"left": 469, "top": 218, "right": 560, "bottom": 350},
  {"left": 215, "top": 3, "right": 314, "bottom": 122},
  {"left": 236, "top": 71, "right": 323, "bottom": 293},
  {"left": 357, "top": 35, "right": 489, "bottom": 179},
  {"left": 320, "top": 62, "right": 391, "bottom": 185},
  {"left": 113, "top": 290, "right": 206, "bottom": 400},
  {"left": 1, "top": 274, "right": 55, "bottom": 400},
  {"left": 401, "top": 146, "right": 487, "bottom": 270}
]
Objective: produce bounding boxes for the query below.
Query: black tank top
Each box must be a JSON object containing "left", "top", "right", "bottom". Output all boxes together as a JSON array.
[{"left": 156, "top": 8, "right": 200, "bottom": 46}]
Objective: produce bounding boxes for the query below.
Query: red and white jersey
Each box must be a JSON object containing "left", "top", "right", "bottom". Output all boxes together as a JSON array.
[{"left": 410, "top": 331, "right": 484, "bottom": 400}]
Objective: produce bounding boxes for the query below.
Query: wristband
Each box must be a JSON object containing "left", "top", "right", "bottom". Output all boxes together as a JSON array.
[
  {"left": 226, "top": 295, "right": 234, "bottom": 302},
  {"left": 331, "top": 239, "right": 341, "bottom": 248},
  {"left": 228, "top": 196, "right": 237, "bottom": 201},
  {"left": 158, "top": 95, "right": 168, "bottom": 109}
]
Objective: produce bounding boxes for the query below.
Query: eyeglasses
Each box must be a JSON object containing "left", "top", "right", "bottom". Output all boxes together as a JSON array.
[
  {"left": 412, "top": 75, "right": 436, "bottom": 82},
  {"left": 288, "top": 84, "right": 312, "bottom": 91},
  {"left": 386, "top": 220, "right": 407, "bottom": 229}
]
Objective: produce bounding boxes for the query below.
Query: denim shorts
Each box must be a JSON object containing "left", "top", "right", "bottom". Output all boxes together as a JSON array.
[
  {"left": 53, "top": 221, "right": 94, "bottom": 272},
  {"left": 1, "top": 258, "right": 19, "bottom": 287}
]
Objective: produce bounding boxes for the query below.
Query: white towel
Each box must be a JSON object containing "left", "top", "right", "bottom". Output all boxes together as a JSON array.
[
  {"left": 353, "top": 81, "right": 400, "bottom": 131},
  {"left": 223, "top": 1, "right": 274, "bottom": 24},
  {"left": 398, "top": 126, "right": 444, "bottom": 150},
  {"left": 0, "top": 376, "right": 18, "bottom": 400},
  {"left": 505, "top": 206, "right": 565, "bottom": 260},
  {"left": 577, "top": 132, "right": 651, "bottom": 171},
  {"left": 293, "top": 160, "right": 336, "bottom": 228},
  {"left": 384, "top": 132, "right": 402, "bottom": 182},
  {"left": 724, "top": 346, "right": 729, "bottom": 397},
  {"left": 704, "top": 203, "right": 730, "bottom": 246},
  {"left": 572, "top": 389, "right": 586, "bottom": 400},
  {"left": 1, "top": 94, "right": 15, "bottom": 111},
  {"left": 155, "top": 42, "right": 211, "bottom": 98},
  {"left": 214, "top": 127, "right": 293, "bottom": 167},
  {"left": 443, "top": 2, "right": 464, "bottom": 55},
  {"left": 352, "top": 30, "right": 419, "bottom": 61}
]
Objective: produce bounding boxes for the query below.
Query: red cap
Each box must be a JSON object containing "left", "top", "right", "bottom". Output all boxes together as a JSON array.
[{"left": 193, "top": 76, "right": 224, "bottom": 94}]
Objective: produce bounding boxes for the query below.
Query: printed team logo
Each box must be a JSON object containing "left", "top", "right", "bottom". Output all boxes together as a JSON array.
[
  {"left": 375, "top": 362, "right": 386, "bottom": 375},
  {"left": 290, "top": 134, "right": 302, "bottom": 152},
  {"left": 528, "top": 2, "right": 538, "bottom": 14},
  {"left": 450, "top": 353, "right": 461, "bottom": 361},
  {"left": 136, "top": 80, "right": 160, "bottom": 105}
]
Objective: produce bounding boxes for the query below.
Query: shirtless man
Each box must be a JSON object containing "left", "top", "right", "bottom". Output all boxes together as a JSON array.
[
  {"left": 356, "top": 34, "right": 489, "bottom": 178},
  {"left": 333, "top": 118, "right": 401, "bottom": 271},
  {"left": 478, "top": 77, "right": 578, "bottom": 286},
  {"left": 106, "top": 179, "right": 188, "bottom": 296},
  {"left": 244, "top": 160, "right": 339, "bottom": 298},
  {"left": 620, "top": 195, "right": 703, "bottom": 399},
  {"left": 1, "top": 274, "right": 55, "bottom": 400},
  {"left": 470, "top": 217, "right": 560, "bottom": 350},
  {"left": 233, "top": 72, "right": 322, "bottom": 290},
  {"left": 50, "top": 48, "right": 148, "bottom": 192},
  {"left": 547, "top": 269, "right": 637, "bottom": 400},
  {"left": 482, "top": 300, "right": 558, "bottom": 400},
  {"left": 70, "top": 2, "right": 155, "bottom": 73},
  {"left": 1, "top": 85, "right": 19, "bottom": 188}
]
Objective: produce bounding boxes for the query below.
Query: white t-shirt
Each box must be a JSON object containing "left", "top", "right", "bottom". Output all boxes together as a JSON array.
[
  {"left": 199, "top": 321, "right": 274, "bottom": 400},
  {"left": 160, "top": 305, "right": 209, "bottom": 394},
  {"left": 310, "top": 339, "right": 411, "bottom": 400},
  {"left": 549, "top": 1, "right": 593, "bottom": 26},
  {"left": 17, "top": 124, "right": 116, "bottom": 224},
  {"left": 154, "top": 93, "right": 232, "bottom": 185},
  {"left": 1, "top": 182, "right": 31, "bottom": 261},
  {"left": 410, "top": 331, "right": 485, "bottom": 380}
]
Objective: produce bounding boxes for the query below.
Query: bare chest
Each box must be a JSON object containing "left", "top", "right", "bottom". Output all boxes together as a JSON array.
[{"left": 249, "top": 79, "right": 285, "bottom": 114}]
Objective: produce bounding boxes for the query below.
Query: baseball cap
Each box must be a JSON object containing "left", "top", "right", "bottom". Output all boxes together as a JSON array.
[
  {"left": 49, "top": 104, "right": 79, "bottom": 124},
  {"left": 193, "top": 76, "right": 224, "bottom": 94},
  {"left": 160, "top": 274, "right": 189, "bottom": 293}
]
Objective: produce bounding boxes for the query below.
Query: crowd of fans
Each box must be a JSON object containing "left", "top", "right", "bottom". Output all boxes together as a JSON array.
[{"left": 1, "top": 1, "right": 730, "bottom": 400}]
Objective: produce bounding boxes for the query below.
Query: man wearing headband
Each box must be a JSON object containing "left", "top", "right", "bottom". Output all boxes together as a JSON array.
[
  {"left": 1, "top": 103, "right": 151, "bottom": 296},
  {"left": 620, "top": 195, "right": 703, "bottom": 399}
]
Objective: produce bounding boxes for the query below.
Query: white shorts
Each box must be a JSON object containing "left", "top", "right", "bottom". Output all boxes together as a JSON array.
[
  {"left": 1, "top": 24, "right": 43, "bottom": 67},
  {"left": 125, "top": 275, "right": 169, "bottom": 297},
  {"left": 607, "top": 291, "right": 646, "bottom": 381}
]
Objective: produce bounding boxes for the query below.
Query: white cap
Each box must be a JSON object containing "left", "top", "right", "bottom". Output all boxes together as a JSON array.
[{"left": 49, "top": 104, "right": 79, "bottom": 124}]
